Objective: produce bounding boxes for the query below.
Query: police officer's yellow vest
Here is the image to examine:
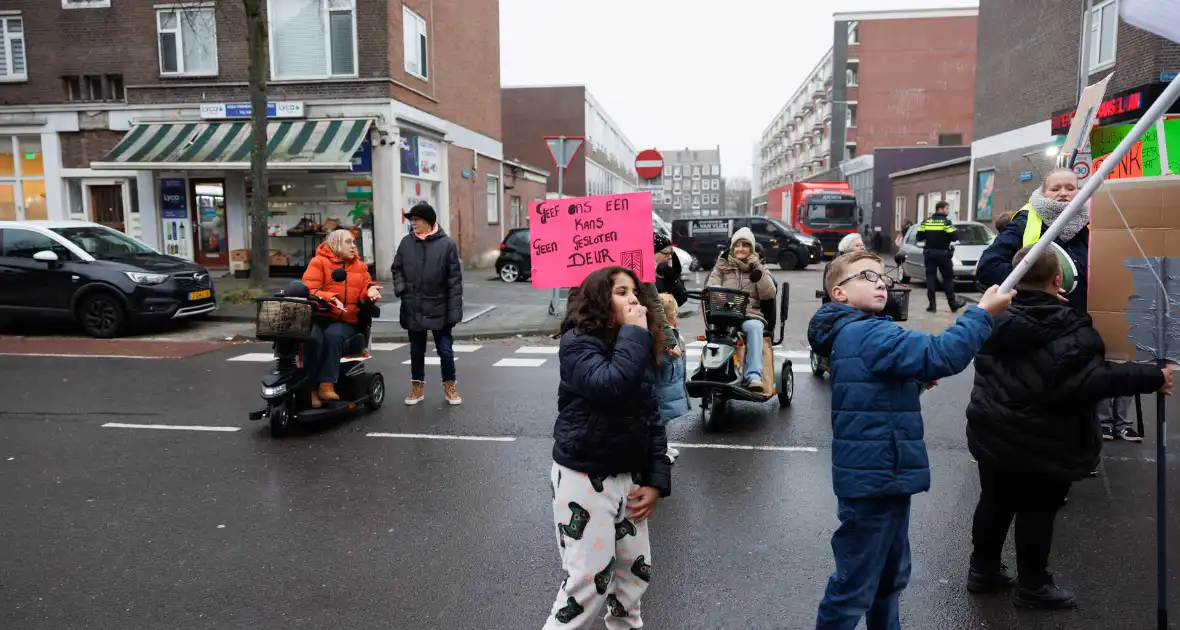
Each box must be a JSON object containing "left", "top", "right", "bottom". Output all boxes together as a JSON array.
[{"left": 1016, "top": 203, "right": 1090, "bottom": 247}]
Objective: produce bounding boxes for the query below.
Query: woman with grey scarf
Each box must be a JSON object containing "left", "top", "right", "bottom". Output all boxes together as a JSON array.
[{"left": 976, "top": 168, "right": 1140, "bottom": 450}]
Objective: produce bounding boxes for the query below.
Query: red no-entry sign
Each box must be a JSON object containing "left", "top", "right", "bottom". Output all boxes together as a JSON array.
[{"left": 635, "top": 149, "right": 664, "bottom": 180}]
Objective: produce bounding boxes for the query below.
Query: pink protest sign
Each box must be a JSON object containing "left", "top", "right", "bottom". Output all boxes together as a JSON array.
[{"left": 527, "top": 192, "right": 655, "bottom": 289}]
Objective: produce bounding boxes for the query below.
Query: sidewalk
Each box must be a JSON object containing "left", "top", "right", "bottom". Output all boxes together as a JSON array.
[{"left": 207, "top": 276, "right": 562, "bottom": 342}]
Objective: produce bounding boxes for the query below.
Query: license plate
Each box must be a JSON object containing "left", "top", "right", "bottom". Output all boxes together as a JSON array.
[{"left": 188, "top": 289, "right": 211, "bottom": 301}]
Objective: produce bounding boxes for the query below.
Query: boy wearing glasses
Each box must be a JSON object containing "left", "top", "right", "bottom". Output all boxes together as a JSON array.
[{"left": 807, "top": 251, "right": 1014, "bottom": 629}]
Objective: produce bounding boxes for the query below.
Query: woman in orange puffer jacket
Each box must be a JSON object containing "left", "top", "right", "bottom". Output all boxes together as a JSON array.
[{"left": 301, "top": 229, "right": 382, "bottom": 407}]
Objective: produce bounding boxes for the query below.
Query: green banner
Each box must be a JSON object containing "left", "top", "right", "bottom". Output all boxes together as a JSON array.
[{"left": 1089, "top": 118, "right": 1180, "bottom": 177}]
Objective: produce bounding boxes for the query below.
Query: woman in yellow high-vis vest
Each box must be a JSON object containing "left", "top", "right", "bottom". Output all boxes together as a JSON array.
[{"left": 976, "top": 168, "right": 1141, "bottom": 443}]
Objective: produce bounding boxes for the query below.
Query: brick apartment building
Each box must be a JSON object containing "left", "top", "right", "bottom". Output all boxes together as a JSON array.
[
  {"left": 970, "top": 0, "right": 1180, "bottom": 224},
  {"left": 755, "top": 6, "right": 977, "bottom": 220},
  {"left": 502, "top": 85, "right": 637, "bottom": 200},
  {"left": 0, "top": 0, "right": 539, "bottom": 277},
  {"left": 637, "top": 147, "right": 723, "bottom": 221}
]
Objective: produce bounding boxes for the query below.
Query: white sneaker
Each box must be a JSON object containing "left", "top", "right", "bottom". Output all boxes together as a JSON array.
[{"left": 667, "top": 446, "right": 681, "bottom": 457}]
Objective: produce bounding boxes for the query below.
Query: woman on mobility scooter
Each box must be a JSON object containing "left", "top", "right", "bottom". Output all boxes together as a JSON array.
[
  {"left": 301, "top": 230, "right": 383, "bottom": 408},
  {"left": 705, "top": 227, "right": 778, "bottom": 392}
]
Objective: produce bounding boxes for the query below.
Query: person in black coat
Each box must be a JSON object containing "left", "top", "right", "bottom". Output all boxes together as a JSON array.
[
  {"left": 964, "top": 245, "right": 1171, "bottom": 611},
  {"left": 544, "top": 265, "right": 671, "bottom": 629},
  {"left": 653, "top": 232, "right": 687, "bottom": 306},
  {"left": 391, "top": 202, "right": 464, "bottom": 406}
]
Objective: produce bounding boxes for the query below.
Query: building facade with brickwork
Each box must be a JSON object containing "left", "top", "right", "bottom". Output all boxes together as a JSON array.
[
  {"left": 0, "top": 0, "right": 523, "bottom": 277},
  {"left": 754, "top": 6, "right": 977, "bottom": 220},
  {"left": 970, "top": 0, "right": 1180, "bottom": 224},
  {"left": 501, "top": 85, "right": 637, "bottom": 203}
]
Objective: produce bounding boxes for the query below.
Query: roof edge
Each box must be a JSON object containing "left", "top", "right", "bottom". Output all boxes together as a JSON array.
[
  {"left": 889, "top": 156, "right": 972, "bottom": 179},
  {"left": 834, "top": 7, "right": 978, "bottom": 21}
]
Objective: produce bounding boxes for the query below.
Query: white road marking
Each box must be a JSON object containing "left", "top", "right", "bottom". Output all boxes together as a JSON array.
[
  {"left": 367, "top": 432, "right": 516, "bottom": 442},
  {"left": 102, "top": 423, "right": 241, "bottom": 432},
  {"left": 493, "top": 358, "right": 548, "bottom": 367},
  {"left": 227, "top": 353, "right": 275, "bottom": 362},
  {"left": 515, "top": 346, "right": 560, "bottom": 354},
  {"left": 668, "top": 442, "right": 819, "bottom": 453},
  {"left": 371, "top": 343, "right": 406, "bottom": 351},
  {"left": 0, "top": 353, "right": 167, "bottom": 359},
  {"left": 461, "top": 306, "right": 497, "bottom": 323},
  {"left": 450, "top": 344, "right": 483, "bottom": 353},
  {"left": 401, "top": 357, "right": 460, "bottom": 365}
]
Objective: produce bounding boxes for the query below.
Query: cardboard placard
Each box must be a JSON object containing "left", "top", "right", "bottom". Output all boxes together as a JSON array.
[
  {"left": 1088, "top": 175, "right": 1180, "bottom": 360},
  {"left": 527, "top": 192, "right": 655, "bottom": 289}
]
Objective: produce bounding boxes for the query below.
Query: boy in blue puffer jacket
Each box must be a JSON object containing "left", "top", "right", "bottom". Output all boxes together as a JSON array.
[
  {"left": 655, "top": 294, "right": 689, "bottom": 463},
  {"left": 807, "top": 250, "right": 1014, "bottom": 630}
]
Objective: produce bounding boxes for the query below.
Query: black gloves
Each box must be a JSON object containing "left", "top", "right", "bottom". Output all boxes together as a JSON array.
[{"left": 749, "top": 268, "right": 763, "bottom": 283}]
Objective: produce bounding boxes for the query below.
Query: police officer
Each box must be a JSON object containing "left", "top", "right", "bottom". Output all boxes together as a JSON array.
[{"left": 917, "top": 201, "right": 966, "bottom": 313}]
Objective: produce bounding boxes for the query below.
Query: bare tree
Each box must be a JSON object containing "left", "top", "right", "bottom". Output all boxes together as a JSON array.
[{"left": 243, "top": 0, "right": 270, "bottom": 287}]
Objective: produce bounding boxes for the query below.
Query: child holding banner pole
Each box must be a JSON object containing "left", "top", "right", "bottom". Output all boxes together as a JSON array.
[{"left": 998, "top": 71, "right": 1180, "bottom": 630}]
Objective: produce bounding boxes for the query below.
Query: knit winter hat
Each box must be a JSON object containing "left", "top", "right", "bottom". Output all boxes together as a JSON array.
[
  {"left": 653, "top": 231, "right": 672, "bottom": 253},
  {"left": 405, "top": 202, "right": 437, "bottom": 226},
  {"left": 730, "top": 227, "right": 756, "bottom": 250}
]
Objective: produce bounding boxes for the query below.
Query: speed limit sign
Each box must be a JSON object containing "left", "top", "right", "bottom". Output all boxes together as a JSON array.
[{"left": 1073, "top": 161, "right": 1091, "bottom": 179}]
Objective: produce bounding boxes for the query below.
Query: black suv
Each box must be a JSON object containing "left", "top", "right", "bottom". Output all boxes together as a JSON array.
[
  {"left": 495, "top": 227, "right": 530, "bottom": 283},
  {"left": 0, "top": 221, "right": 217, "bottom": 337},
  {"left": 671, "top": 216, "right": 822, "bottom": 271}
]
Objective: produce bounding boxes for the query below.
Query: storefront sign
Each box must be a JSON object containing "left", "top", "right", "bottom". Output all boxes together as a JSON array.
[
  {"left": 199, "top": 102, "right": 306, "bottom": 119},
  {"left": 1051, "top": 83, "right": 1180, "bottom": 135},
  {"left": 1090, "top": 118, "right": 1180, "bottom": 179},
  {"left": 399, "top": 133, "right": 442, "bottom": 181},
  {"left": 160, "top": 178, "right": 188, "bottom": 219},
  {"left": 1163, "top": 72, "right": 1178, "bottom": 82}
]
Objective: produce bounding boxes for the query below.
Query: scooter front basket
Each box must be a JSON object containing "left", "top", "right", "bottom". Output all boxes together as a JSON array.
[{"left": 255, "top": 298, "right": 316, "bottom": 342}]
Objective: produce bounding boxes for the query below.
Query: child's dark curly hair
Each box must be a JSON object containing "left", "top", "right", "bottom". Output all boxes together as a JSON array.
[{"left": 566, "top": 266, "right": 665, "bottom": 366}]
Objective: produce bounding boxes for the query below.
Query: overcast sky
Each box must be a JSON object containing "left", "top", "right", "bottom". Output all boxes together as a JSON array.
[{"left": 500, "top": 0, "right": 978, "bottom": 181}]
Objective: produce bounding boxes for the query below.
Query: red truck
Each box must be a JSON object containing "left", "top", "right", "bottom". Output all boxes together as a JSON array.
[{"left": 767, "top": 181, "right": 861, "bottom": 258}]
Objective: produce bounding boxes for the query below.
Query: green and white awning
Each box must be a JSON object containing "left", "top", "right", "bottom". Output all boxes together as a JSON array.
[{"left": 91, "top": 118, "right": 373, "bottom": 170}]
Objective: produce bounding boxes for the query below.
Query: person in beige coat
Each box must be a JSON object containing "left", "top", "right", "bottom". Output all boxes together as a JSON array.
[{"left": 706, "top": 227, "right": 778, "bottom": 391}]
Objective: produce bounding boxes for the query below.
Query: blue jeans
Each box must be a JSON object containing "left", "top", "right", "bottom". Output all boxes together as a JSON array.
[
  {"left": 409, "top": 328, "right": 456, "bottom": 382},
  {"left": 740, "top": 318, "right": 765, "bottom": 380},
  {"left": 816, "top": 496, "right": 912, "bottom": 630},
  {"left": 305, "top": 321, "right": 355, "bottom": 385}
]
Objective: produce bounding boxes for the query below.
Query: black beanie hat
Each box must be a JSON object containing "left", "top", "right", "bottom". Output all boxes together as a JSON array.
[
  {"left": 405, "top": 202, "right": 437, "bottom": 226},
  {"left": 653, "top": 232, "right": 672, "bottom": 253}
]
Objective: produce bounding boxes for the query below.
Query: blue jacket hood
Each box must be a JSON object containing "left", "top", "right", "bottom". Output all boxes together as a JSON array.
[{"left": 808, "top": 302, "right": 884, "bottom": 358}]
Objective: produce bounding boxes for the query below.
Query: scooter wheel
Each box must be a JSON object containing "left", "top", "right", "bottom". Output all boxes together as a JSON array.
[
  {"left": 778, "top": 361, "right": 794, "bottom": 408},
  {"left": 269, "top": 403, "right": 292, "bottom": 438},
  {"left": 810, "top": 350, "right": 826, "bottom": 377},
  {"left": 365, "top": 373, "right": 385, "bottom": 410},
  {"left": 701, "top": 393, "right": 726, "bottom": 432}
]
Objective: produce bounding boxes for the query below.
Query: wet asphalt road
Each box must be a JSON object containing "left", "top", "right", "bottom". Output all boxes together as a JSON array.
[{"left": 2, "top": 266, "right": 1179, "bottom": 629}]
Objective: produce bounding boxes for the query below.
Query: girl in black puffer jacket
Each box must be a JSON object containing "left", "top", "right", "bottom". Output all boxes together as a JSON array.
[
  {"left": 543, "top": 266, "right": 671, "bottom": 630},
  {"left": 964, "top": 245, "right": 1171, "bottom": 611}
]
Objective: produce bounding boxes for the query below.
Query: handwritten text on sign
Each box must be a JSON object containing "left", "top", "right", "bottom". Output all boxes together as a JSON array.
[{"left": 527, "top": 192, "right": 655, "bottom": 289}]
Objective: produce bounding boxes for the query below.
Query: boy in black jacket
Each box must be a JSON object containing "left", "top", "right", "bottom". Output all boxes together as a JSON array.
[{"left": 965, "top": 245, "right": 1172, "bottom": 610}]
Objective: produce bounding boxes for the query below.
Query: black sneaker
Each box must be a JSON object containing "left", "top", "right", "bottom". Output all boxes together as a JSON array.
[
  {"left": 1102, "top": 425, "right": 1114, "bottom": 440},
  {"left": 1118, "top": 428, "right": 1144, "bottom": 442},
  {"left": 926, "top": 305, "right": 937, "bottom": 313},
  {"left": 967, "top": 563, "right": 1017, "bottom": 594},
  {"left": 1014, "top": 577, "right": 1077, "bottom": 610},
  {"left": 950, "top": 298, "right": 967, "bottom": 312}
]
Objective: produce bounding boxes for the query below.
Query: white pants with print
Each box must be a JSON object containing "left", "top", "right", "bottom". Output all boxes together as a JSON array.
[{"left": 543, "top": 462, "right": 652, "bottom": 630}]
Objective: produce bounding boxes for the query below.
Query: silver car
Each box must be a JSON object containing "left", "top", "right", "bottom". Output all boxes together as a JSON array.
[{"left": 896, "top": 220, "right": 996, "bottom": 286}]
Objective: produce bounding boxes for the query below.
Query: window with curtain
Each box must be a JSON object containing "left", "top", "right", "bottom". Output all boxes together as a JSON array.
[
  {"left": 403, "top": 6, "right": 428, "bottom": 80},
  {"left": 270, "top": 0, "right": 356, "bottom": 79},
  {"left": 157, "top": 8, "right": 218, "bottom": 76},
  {"left": 486, "top": 176, "right": 499, "bottom": 224}
]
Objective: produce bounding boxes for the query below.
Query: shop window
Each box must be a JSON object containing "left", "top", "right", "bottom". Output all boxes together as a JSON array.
[
  {"left": 270, "top": 0, "right": 357, "bottom": 80},
  {"left": 1, "top": 16, "right": 26, "bottom": 82},
  {"left": 18, "top": 137, "right": 42, "bottom": 177},
  {"left": 1089, "top": 0, "right": 1118, "bottom": 72},
  {"left": 486, "top": 175, "right": 500, "bottom": 224},
  {"left": 157, "top": 7, "right": 218, "bottom": 76},
  {"left": 403, "top": 6, "right": 429, "bottom": 81},
  {"left": 21, "top": 180, "right": 46, "bottom": 220}
]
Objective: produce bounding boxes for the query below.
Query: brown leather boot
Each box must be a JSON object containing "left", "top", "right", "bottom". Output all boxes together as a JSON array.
[
  {"left": 404, "top": 381, "right": 425, "bottom": 406},
  {"left": 443, "top": 381, "right": 462, "bottom": 406},
  {"left": 318, "top": 382, "right": 340, "bottom": 401},
  {"left": 310, "top": 390, "right": 322, "bottom": 408}
]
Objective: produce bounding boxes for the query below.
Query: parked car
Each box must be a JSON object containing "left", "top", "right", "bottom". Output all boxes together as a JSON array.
[
  {"left": 895, "top": 220, "right": 996, "bottom": 286},
  {"left": 0, "top": 220, "right": 217, "bottom": 338},
  {"left": 671, "top": 216, "right": 822, "bottom": 271},
  {"left": 495, "top": 227, "right": 530, "bottom": 282}
]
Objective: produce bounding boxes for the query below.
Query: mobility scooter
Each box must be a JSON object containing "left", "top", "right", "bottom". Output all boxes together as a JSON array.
[
  {"left": 248, "top": 269, "right": 386, "bottom": 437},
  {"left": 684, "top": 276, "right": 793, "bottom": 432}
]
